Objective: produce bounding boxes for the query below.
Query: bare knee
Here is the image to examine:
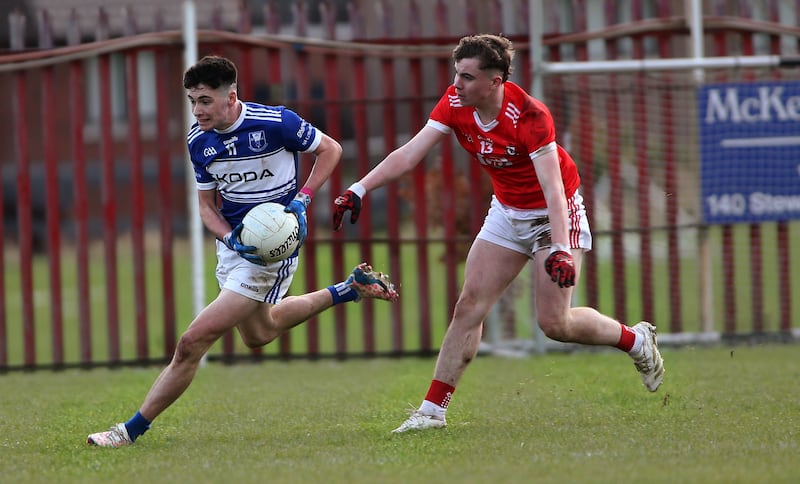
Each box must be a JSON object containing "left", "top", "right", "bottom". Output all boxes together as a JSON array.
[
  {"left": 538, "top": 315, "right": 571, "bottom": 342},
  {"left": 240, "top": 332, "right": 278, "bottom": 348},
  {"left": 239, "top": 311, "right": 283, "bottom": 348},
  {"left": 174, "top": 331, "right": 211, "bottom": 365},
  {"left": 452, "top": 291, "right": 491, "bottom": 329},
  {"left": 238, "top": 323, "right": 280, "bottom": 348}
]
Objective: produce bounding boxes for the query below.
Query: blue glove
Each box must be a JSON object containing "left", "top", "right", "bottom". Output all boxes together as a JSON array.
[
  {"left": 284, "top": 192, "right": 310, "bottom": 247},
  {"left": 222, "top": 223, "right": 265, "bottom": 266}
]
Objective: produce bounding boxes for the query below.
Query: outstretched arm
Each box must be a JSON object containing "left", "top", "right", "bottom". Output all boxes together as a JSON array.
[
  {"left": 333, "top": 126, "right": 443, "bottom": 231},
  {"left": 359, "top": 126, "right": 443, "bottom": 192}
]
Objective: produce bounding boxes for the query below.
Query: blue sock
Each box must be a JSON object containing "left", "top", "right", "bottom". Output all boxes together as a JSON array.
[
  {"left": 124, "top": 411, "right": 151, "bottom": 442},
  {"left": 327, "top": 282, "right": 358, "bottom": 305}
]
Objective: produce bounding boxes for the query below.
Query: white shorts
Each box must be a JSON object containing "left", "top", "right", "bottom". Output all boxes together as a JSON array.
[
  {"left": 476, "top": 191, "right": 593, "bottom": 258},
  {"left": 215, "top": 241, "right": 298, "bottom": 303}
]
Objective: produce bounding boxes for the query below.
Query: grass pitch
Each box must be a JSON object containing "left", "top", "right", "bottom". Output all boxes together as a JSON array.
[{"left": 1, "top": 344, "right": 798, "bottom": 483}]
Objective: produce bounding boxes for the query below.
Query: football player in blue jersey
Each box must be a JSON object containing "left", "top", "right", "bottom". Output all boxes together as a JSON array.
[{"left": 87, "top": 56, "right": 399, "bottom": 447}]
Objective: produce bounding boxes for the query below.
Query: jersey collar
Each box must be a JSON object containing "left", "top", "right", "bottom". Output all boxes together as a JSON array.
[
  {"left": 216, "top": 100, "right": 246, "bottom": 134},
  {"left": 472, "top": 110, "right": 499, "bottom": 132}
]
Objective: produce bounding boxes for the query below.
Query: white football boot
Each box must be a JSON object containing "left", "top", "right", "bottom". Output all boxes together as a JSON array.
[
  {"left": 392, "top": 411, "right": 447, "bottom": 433},
  {"left": 87, "top": 423, "right": 133, "bottom": 448},
  {"left": 630, "top": 321, "right": 665, "bottom": 392}
]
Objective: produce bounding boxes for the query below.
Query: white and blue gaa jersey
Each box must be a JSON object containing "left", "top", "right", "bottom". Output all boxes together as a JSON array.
[{"left": 187, "top": 101, "right": 321, "bottom": 226}]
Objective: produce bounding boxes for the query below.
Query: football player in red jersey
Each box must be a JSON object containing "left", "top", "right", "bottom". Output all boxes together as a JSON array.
[{"left": 333, "top": 34, "right": 665, "bottom": 433}]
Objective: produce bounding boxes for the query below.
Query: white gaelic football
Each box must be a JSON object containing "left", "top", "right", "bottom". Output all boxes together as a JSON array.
[{"left": 240, "top": 202, "right": 300, "bottom": 263}]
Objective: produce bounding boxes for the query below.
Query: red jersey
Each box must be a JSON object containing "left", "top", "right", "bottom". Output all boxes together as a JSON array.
[{"left": 427, "top": 81, "right": 580, "bottom": 210}]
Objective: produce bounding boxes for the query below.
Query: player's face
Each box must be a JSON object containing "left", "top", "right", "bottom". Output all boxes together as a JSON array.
[
  {"left": 187, "top": 84, "right": 237, "bottom": 131},
  {"left": 452, "top": 58, "right": 501, "bottom": 107}
]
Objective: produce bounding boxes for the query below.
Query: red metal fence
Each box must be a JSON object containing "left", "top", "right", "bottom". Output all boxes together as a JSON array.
[{"left": 2, "top": 0, "right": 799, "bottom": 370}]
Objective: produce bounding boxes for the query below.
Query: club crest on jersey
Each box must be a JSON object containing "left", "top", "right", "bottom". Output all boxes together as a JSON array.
[
  {"left": 248, "top": 130, "right": 267, "bottom": 152},
  {"left": 506, "top": 145, "right": 517, "bottom": 156}
]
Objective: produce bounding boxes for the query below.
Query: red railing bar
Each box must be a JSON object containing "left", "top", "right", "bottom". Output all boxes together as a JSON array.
[
  {"left": 409, "top": 56, "right": 433, "bottom": 353},
  {"left": 436, "top": 57, "right": 458, "bottom": 322},
  {"left": 322, "top": 51, "right": 343, "bottom": 356},
  {"left": 382, "top": 55, "right": 402, "bottom": 355},
  {"left": 352, "top": 55, "right": 374, "bottom": 357},
  {"left": 42, "top": 65, "right": 64, "bottom": 366},
  {"left": 155, "top": 49, "right": 176, "bottom": 358},
  {"left": 14, "top": 72, "right": 36, "bottom": 367},
  {"left": 70, "top": 58, "right": 92, "bottom": 365},
  {"left": 125, "top": 50, "right": 149, "bottom": 359},
  {"left": 99, "top": 54, "right": 121, "bottom": 362}
]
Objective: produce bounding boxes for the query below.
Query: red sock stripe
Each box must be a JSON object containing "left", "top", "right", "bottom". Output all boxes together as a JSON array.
[
  {"left": 425, "top": 380, "right": 456, "bottom": 409},
  {"left": 616, "top": 323, "right": 636, "bottom": 352}
]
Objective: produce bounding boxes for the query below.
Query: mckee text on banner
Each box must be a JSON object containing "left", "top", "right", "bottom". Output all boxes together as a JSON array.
[{"left": 698, "top": 80, "right": 800, "bottom": 224}]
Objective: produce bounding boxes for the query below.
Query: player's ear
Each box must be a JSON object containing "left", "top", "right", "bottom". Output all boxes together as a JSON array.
[{"left": 227, "top": 83, "right": 238, "bottom": 104}]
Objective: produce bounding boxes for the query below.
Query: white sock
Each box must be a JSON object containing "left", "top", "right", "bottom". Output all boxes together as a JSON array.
[
  {"left": 629, "top": 329, "right": 644, "bottom": 355},
  {"left": 419, "top": 400, "right": 446, "bottom": 418}
]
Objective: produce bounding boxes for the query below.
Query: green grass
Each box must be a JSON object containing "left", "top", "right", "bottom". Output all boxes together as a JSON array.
[{"left": 1, "top": 345, "right": 798, "bottom": 483}]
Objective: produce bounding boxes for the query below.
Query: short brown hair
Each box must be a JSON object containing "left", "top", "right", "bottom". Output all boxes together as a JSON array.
[{"left": 453, "top": 34, "right": 514, "bottom": 82}]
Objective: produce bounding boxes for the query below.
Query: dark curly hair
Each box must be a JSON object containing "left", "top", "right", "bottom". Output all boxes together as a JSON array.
[{"left": 183, "top": 55, "right": 238, "bottom": 90}]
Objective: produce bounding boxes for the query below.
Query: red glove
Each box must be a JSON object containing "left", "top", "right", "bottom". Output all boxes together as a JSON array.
[
  {"left": 544, "top": 250, "right": 575, "bottom": 288},
  {"left": 332, "top": 190, "right": 362, "bottom": 231}
]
